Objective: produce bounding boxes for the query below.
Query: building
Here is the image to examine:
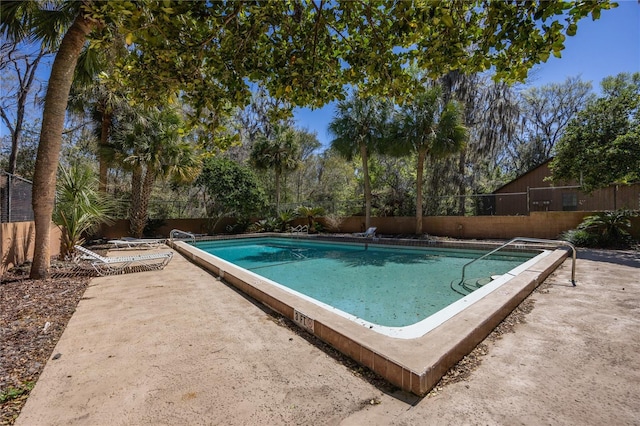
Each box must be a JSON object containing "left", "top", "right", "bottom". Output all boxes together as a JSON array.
[{"left": 490, "top": 159, "right": 640, "bottom": 216}]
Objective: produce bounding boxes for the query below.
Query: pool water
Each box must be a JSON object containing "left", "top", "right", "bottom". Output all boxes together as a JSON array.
[{"left": 195, "top": 238, "right": 535, "bottom": 327}]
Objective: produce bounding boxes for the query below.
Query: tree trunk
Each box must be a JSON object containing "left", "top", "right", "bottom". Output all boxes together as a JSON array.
[
  {"left": 274, "top": 169, "right": 281, "bottom": 212},
  {"left": 8, "top": 120, "right": 22, "bottom": 176},
  {"left": 129, "top": 165, "right": 143, "bottom": 237},
  {"left": 360, "top": 140, "right": 372, "bottom": 230},
  {"left": 130, "top": 166, "right": 155, "bottom": 238},
  {"left": 4, "top": 49, "right": 43, "bottom": 175},
  {"left": 30, "top": 14, "right": 94, "bottom": 279},
  {"left": 98, "top": 111, "right": 112, "bottom": 192},
  {"left": 415, "top": 148, "right": 427, "bottom": 235},
  {"left": 457, "top": 150, "right": 467, "bottom": 216}
]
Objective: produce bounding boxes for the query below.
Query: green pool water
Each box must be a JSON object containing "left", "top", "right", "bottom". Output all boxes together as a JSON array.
[{"left": 194, "top": 238, "right": 535, "bottom": 327}]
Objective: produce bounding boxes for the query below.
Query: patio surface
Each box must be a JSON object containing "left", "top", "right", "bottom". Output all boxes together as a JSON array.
[{"left": 15, "top": 247, "right": 640, "bottom": 425}]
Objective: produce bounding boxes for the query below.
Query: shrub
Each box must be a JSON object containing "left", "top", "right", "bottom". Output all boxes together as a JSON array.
[
  {"left": 250, "top": 217, "right": 280, "bottom": 232},
  {"left": 562, "top": 210, "right": 638, "bottom": 248},
  {"left": 277, "top": 209, "right": 297, "bottom": 232},
  {"left": 578, "top": 210, "right": 636, "bottom": 248},
  {"left": 53, "top": 164, "right": 115, "bottom": 258},
  {"left": 560, "top": 229, "right": 598, "bottom": 247},
  {"left": 295, "top": 205, "right": 325, "bottom": 233}
]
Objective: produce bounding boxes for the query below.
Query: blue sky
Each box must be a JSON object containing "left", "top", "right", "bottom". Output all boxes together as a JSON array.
[{"left": 294, "top": 0, "right": 640, "bottom": 147}]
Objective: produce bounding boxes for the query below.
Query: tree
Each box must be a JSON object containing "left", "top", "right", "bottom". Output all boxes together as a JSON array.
[
  {"left": 196, "top": 156, "right": 266, "bottom": 222},
  {"left": 250, "top": 125, "right": 301, "bottom": 212},
  {"left": 110, "top": 107, "right": 200, "bottom": 237},
  {"left": 329, "top": 94, "right": 392, "bottom": 229},
  {"left": 367, "top": 154, "right": 415, "bottom": 217},
  {"left": 53, "top": 163, "right": 114, "bottom": 258},
  {"left": 440, "top": 71, "right": 521, "bottom": 215},
  {"left": 550, "top": 73, "right": 640, "bottom": 192},
  {"left": 392, "top": 85, "right": 467, "bottom": 234},
  {"left": 291, "top": 129, "right": 321, "bottom": 203},
  {"left": 506, "top": 76, "right": 593, "bottom": 175},
  {"left": 1, "top": 0, "right": 616, "bottom": 277},
  {"left": 68, "top": 46, "right": 131, "bottom": 193},
  {"left": 0, "top": 42, "right": 48, "bottom": 175},
  {"left": 301, "top": 149, "right": 357, "bottom": 213},
  {"left": 1, "top": 1, "right": 108, "bottom": 278},
  {"left": 0, "top": 120, "right": 40, "bottom": 180}
]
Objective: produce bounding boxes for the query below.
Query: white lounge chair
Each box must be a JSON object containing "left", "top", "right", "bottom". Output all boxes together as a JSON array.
[
  {"left": 290, "top": 224, "right": 309, "bottom": 234},
  {"left": 74, "top": 245, "right": 173, "bottom": 276},
  {"left": 108, "top": 237, "right": 166, "bottom": 249},
  {"left": 353, "top": 227, "right": 377, "bottom": 238}
]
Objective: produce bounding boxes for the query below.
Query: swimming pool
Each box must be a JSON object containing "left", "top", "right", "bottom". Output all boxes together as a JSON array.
[
  {"left": 170, "top": 234, "right": 570, "bottom": 395},
  {"left": 194, "top": 238, "right": 537, "bottom": 334}
]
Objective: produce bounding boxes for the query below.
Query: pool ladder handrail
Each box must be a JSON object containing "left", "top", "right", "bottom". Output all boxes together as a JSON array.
[
  {"left": 459, "top": 237, "right": 577, "bottom": 287},
  {"left": 169, "top": 229, "right": 196, "bottom": 243}
]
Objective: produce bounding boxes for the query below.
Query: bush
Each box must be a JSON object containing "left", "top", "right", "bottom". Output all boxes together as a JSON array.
[
  {"left": 53, "top": 164, "right": 115, "bottom": 258},
  {"left": 562, "top": 210, "right": 638, "bottom": 248},
  {"left": 277, "top": 209, "right": 297, "bottom": 232},
  {"left": 560, "top": 229, "right": 599, "bottom": 247},
  {"left": 578, "top": 210, "right": 636, "bottom": 248},
  {"left": 250, "top": 217, "right": 280, "bottom": 232}
]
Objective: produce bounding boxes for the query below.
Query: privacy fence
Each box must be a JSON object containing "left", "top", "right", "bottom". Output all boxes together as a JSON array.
[
  {"left": 0, "top": 172, "right": 34, "bottom": 223},
  {"left": 128, "top": 184, "right": 639, "bottom": 220}
]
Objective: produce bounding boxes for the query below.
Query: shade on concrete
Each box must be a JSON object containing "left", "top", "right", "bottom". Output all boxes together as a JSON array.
[{"left": 16, "top": 247, "right": 640, "bottom": 425}]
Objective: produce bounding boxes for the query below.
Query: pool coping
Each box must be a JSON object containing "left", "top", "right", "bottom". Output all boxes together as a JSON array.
[{"left": 169, "top": 234, "right": 569, "bottom": 395}]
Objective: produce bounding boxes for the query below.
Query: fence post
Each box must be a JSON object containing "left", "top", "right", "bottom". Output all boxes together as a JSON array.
[{"left": 526, "top": 186, "right": 530, "bottom": 215}]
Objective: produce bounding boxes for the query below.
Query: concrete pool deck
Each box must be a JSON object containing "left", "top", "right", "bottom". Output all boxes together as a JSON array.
[
  {"left": 16, "top": 246, "right": 640, "bottom": 425},
  {"left": 172, "top": 237, "right": 568, "bottom": 394}
]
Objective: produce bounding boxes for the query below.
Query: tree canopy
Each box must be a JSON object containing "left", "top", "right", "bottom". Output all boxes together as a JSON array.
[
  {"left": 0, "top": 0, "right": 617, "bottom": 278},
  {"left": 391, "top": 85, "right": 467, "bottom": 234},
  {"left": 550, "top": 73, "right": 640, "bottom": 191},
  {"left": 111, "top": 1, "right": 616, "bottom": 116},
  {"left": 196, "top": 156, "right": 266, "bottom": 220}
]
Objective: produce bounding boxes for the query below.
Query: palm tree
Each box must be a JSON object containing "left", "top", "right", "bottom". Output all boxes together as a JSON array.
[
  {"left": 328, "top": 94, "right": 391, "bottom": 230},
  {"left": 250, "top": 124, "right": 301, "bottom": 212},
  {"left": 1, "top": 1, "right": 101, "bottom": 278},
  {"left": 68, "top": 41, "right": 130, "bottom": 193},
  {"left": 53, "top": 163, "right": 114, "bottom": 258},
  {"left": 110, "top": 107, "right": 200, "bottom": 237},
  {"left": 392, "top": 85, "right": 467, "bottom": 234}
]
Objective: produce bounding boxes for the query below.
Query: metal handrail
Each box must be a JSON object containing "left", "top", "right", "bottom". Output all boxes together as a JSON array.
[
  {"left": 169, "top": 229, "right": 196, "bottom": 243},
  {"left": 459, "top": 237, "right": 577, "bottom": 287}
]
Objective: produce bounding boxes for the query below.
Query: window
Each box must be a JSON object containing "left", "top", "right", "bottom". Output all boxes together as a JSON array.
[{"left": 562, "top": 193, "right": 578, "bottom": 211}]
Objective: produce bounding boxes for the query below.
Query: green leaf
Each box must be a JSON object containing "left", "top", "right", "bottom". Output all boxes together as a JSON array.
[{"left": 441, "top": 14, "right": 454, "bottom": 28}]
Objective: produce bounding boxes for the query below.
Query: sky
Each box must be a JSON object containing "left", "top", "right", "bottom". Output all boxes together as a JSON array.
[{"left": 293, "top": 0, "right": 640, "bottom": 147}]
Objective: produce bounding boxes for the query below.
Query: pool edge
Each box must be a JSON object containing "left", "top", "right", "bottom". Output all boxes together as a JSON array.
[{"left": 169, "top": 237, "right": 569, "bottom": 396}]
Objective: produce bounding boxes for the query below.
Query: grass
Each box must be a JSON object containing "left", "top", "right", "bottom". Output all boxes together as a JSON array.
[{"left": 0, "top": 382, "right": 34, "bottom": 404}]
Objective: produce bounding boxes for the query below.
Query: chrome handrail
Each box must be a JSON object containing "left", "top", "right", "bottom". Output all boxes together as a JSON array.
[
  {"left": 459, "top": 237, "right": 577, "bottom": 287},
  {"left": 169, "top": 229, "right": 196, "bottom": 243}
]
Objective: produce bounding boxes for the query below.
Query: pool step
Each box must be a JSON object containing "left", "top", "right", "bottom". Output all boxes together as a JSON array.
[{"left": 453, "top": 275, "right": 497, "bottom": 295}]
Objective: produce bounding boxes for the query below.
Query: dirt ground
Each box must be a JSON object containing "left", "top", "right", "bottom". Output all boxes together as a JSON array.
[{"left": 3, "top": 246, "right": 640, "bottom": 425}]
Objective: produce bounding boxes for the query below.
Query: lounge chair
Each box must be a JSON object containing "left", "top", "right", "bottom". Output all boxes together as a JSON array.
[
  {"left": 74, "top": 245, "right": 173, "bottom": 276},
  {"left": 290, "top": 224, "right": 309, "bottom": 234},
  {"left": 108, "top": 237, "right": 166, "bottom": 249},
  {"left": 353, "top": 227, "right": 377, "bottom": 238}
]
